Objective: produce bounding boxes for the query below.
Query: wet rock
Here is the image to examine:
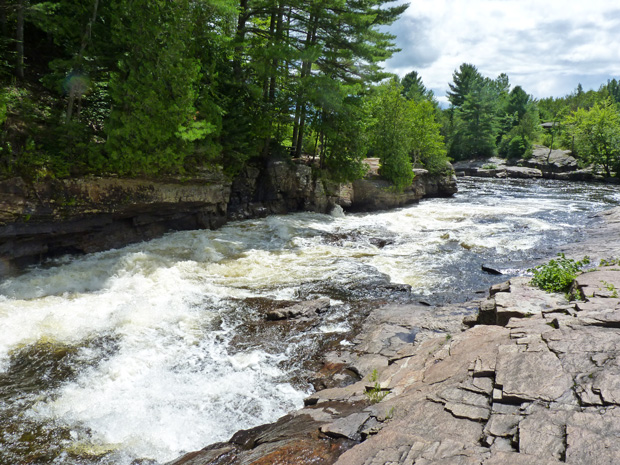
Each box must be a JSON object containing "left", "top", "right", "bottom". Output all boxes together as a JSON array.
[
  {"left": 170, "top": 246, "right": 620, "bottom": 465},
  {"left": 505, "top": 166, "right": 543, "bottom": 179},
  {"left": 310, "top": 363, "right": 362, "bottom": 391},
  {"left": 265, "top": 298, "right": 331, "bottom": 320},
  {"left": 481, "top": 265, "right": 503, "bottom": 275}
]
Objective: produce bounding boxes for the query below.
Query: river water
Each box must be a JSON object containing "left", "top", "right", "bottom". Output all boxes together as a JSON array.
[{"left": 1, "top": 177, "right": 619, "bottom": 465}]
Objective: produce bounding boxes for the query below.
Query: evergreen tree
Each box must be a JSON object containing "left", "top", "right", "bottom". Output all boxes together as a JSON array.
[
  {"left": 106, "top": 0, "right": 205, "bottom": 175},
  {"left": 447, "top": 63, "right": 482, "bottom": 108},
  {"left": 450, "top": 84, "right": 499, "bottom": 159},
  {"left": 401, "top": 70, "right": 434, "bottom": 103}
]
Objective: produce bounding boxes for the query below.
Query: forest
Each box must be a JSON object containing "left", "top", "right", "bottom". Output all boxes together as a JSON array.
[{"left": 1, "top": 1, "right": 619, "bottom": 188}]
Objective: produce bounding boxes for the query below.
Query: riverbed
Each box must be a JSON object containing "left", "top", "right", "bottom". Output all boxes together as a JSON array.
[{"left": 1, "top": 177, "right": 619, "bottom": 465}]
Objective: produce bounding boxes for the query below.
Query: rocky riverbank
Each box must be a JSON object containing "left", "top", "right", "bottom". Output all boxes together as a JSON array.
[
  {"left": 0, "top": 160, "right": 456, "bottom": 275},
  {"left": 453, "top": 145, "right": 620, "bottom": 183},
  {"left": 168, "top": 206, "right": 620, "bottom": 465}
]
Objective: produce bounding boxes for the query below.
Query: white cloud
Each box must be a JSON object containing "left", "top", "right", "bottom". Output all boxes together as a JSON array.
[{"left": 385, "top": 0, "right": 620, "bottom": 100}]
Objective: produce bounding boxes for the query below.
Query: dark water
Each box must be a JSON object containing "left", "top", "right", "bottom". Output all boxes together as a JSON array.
[{"left": 0, "top": 177, "right": 618, "bottom": 465}]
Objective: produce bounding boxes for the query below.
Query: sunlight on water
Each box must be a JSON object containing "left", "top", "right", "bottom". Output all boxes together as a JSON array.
[{"left": 0, "top": 177, "right": 618, "bottom": 464}]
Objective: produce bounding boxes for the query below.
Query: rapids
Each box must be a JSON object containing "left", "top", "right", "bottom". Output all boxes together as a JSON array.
[{"left": 1, "top": 177, "right": 619, "bottom": 464}]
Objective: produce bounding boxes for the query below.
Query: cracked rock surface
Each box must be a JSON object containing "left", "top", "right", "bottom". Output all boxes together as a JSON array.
[{"left": 168, "top": 208, "right": 620, "bottom": 465}]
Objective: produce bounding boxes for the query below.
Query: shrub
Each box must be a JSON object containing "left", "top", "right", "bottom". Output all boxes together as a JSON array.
[{"left": 528, "top": 253, "right": 590, "bottom": 294}]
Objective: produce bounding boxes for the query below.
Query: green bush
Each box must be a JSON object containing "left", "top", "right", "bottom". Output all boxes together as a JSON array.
[
  {"left": 528, "top": 253, "right": 590, "bottom": 294},
  {"left": 498, "top": 134, "right": 531, "bottom": 159}
]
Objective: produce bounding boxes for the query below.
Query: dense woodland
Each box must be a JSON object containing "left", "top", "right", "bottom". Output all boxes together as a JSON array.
[{"left": 0, "top": 1, "right": 619, "bottom": 188}]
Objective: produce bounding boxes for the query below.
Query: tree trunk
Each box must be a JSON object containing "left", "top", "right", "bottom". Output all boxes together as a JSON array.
[
  {"left": 67, "top": 0, "right": 99, "bottom": 122},
  {"left": 293, "top": 15, "right": 318, "bottom": 158},
  {"left": 16, "top": 0, "right": 25, "bottom": 79},
  {"left": 0, "top": 0, "right": 8, "bottom": 39},
  {"left": 233, "top": 0, "right": 249, "bottom": 81}
]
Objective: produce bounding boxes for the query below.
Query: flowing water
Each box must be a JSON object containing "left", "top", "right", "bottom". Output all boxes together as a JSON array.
[{"left": 1, "top": 177, "right": 619, "bottom": 465}]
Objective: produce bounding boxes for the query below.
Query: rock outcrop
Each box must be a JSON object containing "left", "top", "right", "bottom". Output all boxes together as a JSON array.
[
  {"left": 349, "top": 168, "right": 457, "bottom": 212},
  {"left": 168, "top": 208, "right": 620, "bottom": 465},
  {"left": 453, "top": 146, "right": 619, "bottom": 182},
  {"left": 0, "top": 174, "right": 231, "bottom": 273}
]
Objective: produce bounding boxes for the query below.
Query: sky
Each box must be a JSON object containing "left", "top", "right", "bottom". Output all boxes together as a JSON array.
[{"left": 384, "top": 0, "right": 620, "bottom": 106}]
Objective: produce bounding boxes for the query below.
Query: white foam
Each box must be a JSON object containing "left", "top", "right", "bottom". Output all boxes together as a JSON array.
[{"left": 1, "top": 180, "right": 614, "bottom": 464}]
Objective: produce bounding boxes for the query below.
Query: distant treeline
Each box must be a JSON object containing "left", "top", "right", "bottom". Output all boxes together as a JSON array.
[
  {"left": 443, "top": 63, "right": 620, "bottom": 177},
  {"left": 0, "top": 2, "right": 618, "bottom": 185}
]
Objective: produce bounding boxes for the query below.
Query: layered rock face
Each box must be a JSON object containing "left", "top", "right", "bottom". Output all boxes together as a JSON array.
[
  {"left": 0, "top": 161, "right": 457, "bottom": 274},
  {"left": 0, "top": 174, "right": 231, "bottom": 273}
]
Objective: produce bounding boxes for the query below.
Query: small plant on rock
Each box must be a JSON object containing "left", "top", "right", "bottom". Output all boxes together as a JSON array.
[
  {"left": 528, "top": 253, "right": 590, "bottom": 294},
  {"left": 365, "top": 369, "right": 389, "bottom": 404}
]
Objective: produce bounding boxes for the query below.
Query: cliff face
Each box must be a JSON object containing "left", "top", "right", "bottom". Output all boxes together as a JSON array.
[{"left": 0, "top": 161, "right": 457, "bottom": 275}]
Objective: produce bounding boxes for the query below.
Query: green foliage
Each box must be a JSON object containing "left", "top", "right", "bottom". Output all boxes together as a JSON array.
[
  {"left": 449, "top": 84, "right": 499, "bottom": 159},
  {"left": 105, "top": 0, "right": 203, "bottom": 175},
  {"left": 599, "top": 258, "right": 620, "bottom": 267},
  {"left": 564, "top": 98, "right": 620, "bottom": 177},
  {"left": 447, "top": 63, "right": 483, "bottom": 108},
  {"left": 364, "top": 369, "right": 388, "bottom": 404},
  {"left": 409, "top": 99, "right": 448, "bottom": 174},
  {"left": 401, "top": 70, "right": 435, "bottom": 103},
  {"left": 528, "top": 253, "right": 590, "bottom": 294},
  {"left": 368, "top": 80, "right": 414, "bottom": 190},
  {"left": 602, "top": 281, "right": 619, "bottom": 298},
  {"left": 320, "top": 96, "right": 370, "bottom": 183}
]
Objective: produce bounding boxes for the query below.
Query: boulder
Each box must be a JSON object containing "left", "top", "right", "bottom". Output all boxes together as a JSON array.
[{"left": 519, "top": 145, "right": 579, "bottom": 173}]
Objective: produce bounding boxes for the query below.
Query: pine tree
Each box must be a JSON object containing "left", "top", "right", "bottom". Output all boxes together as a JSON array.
[
  {"left": 447, "top": 63, "right": 482, "bottom": 108},
  {"left": 106, "top": 0, "right": 204, "bottom": 175}
]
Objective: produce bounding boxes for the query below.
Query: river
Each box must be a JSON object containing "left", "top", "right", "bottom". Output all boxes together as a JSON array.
[{"left": 1, "top": 177, "right": 619, "bottom": 465}]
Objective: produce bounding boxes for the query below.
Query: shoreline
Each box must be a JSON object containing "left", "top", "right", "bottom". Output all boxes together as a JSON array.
[
  {"left": 168, "top": 205, "right": 620, "bottom": 465},
  {"left": 0, "top": 162, "right": 457, "bottom": 277}
]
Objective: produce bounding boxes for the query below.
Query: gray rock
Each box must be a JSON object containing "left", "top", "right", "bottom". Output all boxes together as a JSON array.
[
  {"left": 493, "top": 278, "right": 567, "bottom": 325},
  {"left": 320, "top": 412, "right": 371, "bottom": 441},
  {"left": 592, "top": 368, "right": 620, "bottom": 405},
  {"left": 566, "top": 411, "right": 620, "bottom": 464},
  {"left": 265, "top": 298, "right": 330, "bottom": 320},
  {"left": 484, "top": 451, "right": 564, "bottom": 464},
  {"left": 504, "top": 166, "right": 543, "bottom": 179},
  {"left": 518, "top": 410, "right": 568, "bottom": 460},
  {"left": 495, "top": 344, "right": 573, "bottom": 402},
  {"left": 520, "top": 145, "right": 579, "bottom": 173},
  {"left": 489, "top": 281, "right": 510, "bottom": 296},
  {"left": 572, "top": 268, "right": 620, "bottom": 299},
  {"left": 484, "top": 413, "right": 521, "bottom": 438}
]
